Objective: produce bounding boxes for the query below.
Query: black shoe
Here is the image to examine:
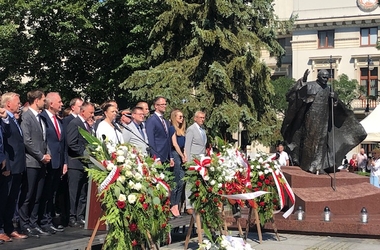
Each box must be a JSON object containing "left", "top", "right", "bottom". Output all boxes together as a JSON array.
[
  {"left": 33, "top": 226, "right": 51, "bottom": 236},
  {"left": 50, "top": 225, "right": 65, "bottom": 232},
  {"left": 78, "top": 219, "right": 85, "bottom": 226},
  {"left": 23, "top": 227, "right": 40, "bottom": 238},
  {"left": 68, "top": 219, "right": 79, "bottom": 227}
]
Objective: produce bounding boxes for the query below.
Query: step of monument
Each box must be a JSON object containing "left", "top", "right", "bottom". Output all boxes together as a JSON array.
[
  {"left": 292, "top": 182, "right": 380, "bottom": 216},
  {"left": 264, "top": 213, "right": 380, "bottom": 237},
  {"left": 282, "top": 166, "right": 369, "bottom": 188}
]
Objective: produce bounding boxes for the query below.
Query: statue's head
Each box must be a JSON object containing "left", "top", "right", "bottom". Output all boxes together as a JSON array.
[{"left": 317, "top": 69, "right": 329, "bottom": 85}]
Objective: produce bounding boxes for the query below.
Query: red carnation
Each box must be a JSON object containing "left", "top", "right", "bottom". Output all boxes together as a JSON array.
[
  {"left": 257, "top": 182, "right": 263, "bottom": 187},
  {"left": 207, "top": 186, "right": 213, "bottom": 192},
  {"left": 254, "top": 187, "right": 259, "bottom": 191},
  {"left": 116, "top": 201, "right": 126, "bottom": 209},
  {"left": 200, "top": 209, "right": 206, "bottom": 214},
  {"left": 268, "top": 175, "right": 273, "bottom": 181},
  {"left": 273, "top": 198, "right": 278, "bottom": 203},
  {"left": 139, "top": 195, "right": 145, "bottom": 203},
  {"left": 142, "top": 203, "right": 149, "bottom": 210},
  {"left": 213, "top": 198, "right": 219, "bottom": 202},
  {"left": 259, "top": 201, "right": 265, "bottom": 207},
  {"left": 111, "top": 152, "right": 117, "bottom": 160},
  {"left": 195, "top": 180, "right": 201, "bottom": 187},
  {"left": 128, "top": 223, "right": 138, "bottom": 232},
  {"left": 259, "top": 175, "right": 265, "bottom": 181},
  {"left": 161, "top": 223, "right": 167, "bottom": 228},
  {"left": 264, "top": 179, "right": 270, "bottom": 185},
  {"left": 218, "top": 190, "right": 223, "bottom": 195},
  {"left": 132, "top": 239, "right": 138, "bottom": 246},
  {"left": 194, "top": 192, "right": 200, "bottom": 197}
]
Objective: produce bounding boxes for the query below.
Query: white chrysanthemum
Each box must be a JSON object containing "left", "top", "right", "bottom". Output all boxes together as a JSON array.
[
  {"left": 135, "top": 173, "right": 142, "bottom": 181},
  {"left": 218, "top": 176, "right": 222, "bottom": 182},
  {"left": 256, "top": 165, "right": 261, "bottom": 169},
  {"left": 209, "top": 166, "right": 215, "bottom": 172},
  {"left": 218, "top": 183, "right": 223, "bottom": 188},
  {"left": 210, "top": 180, "right": 216, "bottom": 186},
  {"left": 118, "top": 194, "right": 126, "bottom": 202},
  {"left": 106, "top": 162, "right": 115, "bottom": 171},
  {"left": 134, "top": 182, "right": 142, "bottom": 191},
  {"left": 116, "top": 155, "right": 125, "bottom": 163},
  {"left": 258, "top": 157, "right": 264, "bottom": 163},
  {"left": 258, "top": 171, "right": 264, "bottom": 176},
  {"left": 123, "top": 164, "right": 132, "bottom": 171},
  {"left": 116, "top": 149, "right": 124, "bottom": 156},
  {"left": 127, "top": 194, "right": 136, "bottom": 204},
  {"left": 117, "top": 175, "right": 126, "bottom": 184},
  {"left": 225, "top": 176, "right": 233, "bottom": 182},
  {"left": 264, "top": 169, "right": 269, "bottom": 175},
  {"left": 124, "top": 170, "right": 132, "bottom": 177},
  {"left": 95, "top": 145, "right": 102, "bottom": 152},
  {"left": 128, "top": 180, "right": 135, "bottom": 188},
  {"left": 159, "top": 173, "right": 165, "bottom": 180},
  {"left": 204, "top": 175, "right": 210, "bottom": 181}
]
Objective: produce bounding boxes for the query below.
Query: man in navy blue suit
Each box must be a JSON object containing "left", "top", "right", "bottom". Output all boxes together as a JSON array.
[
  {"left": 39, "top": 92, "right": 66, "bottom": 233},
  {"left": 0, "top": 92, "right": 28, "bottom": 241},
  {"left": 145, "top": 97, "right": 174, "bottom": 167}
]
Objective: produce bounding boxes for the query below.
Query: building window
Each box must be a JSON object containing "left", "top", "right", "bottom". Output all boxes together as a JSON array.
[
  {"left": 360, "top": 67, "right": 378, "bottom": 97},
  {"left": 318, "top": 30, "right": 334, "bottom": 48},
  {"left": 360, "top": 27, "right": 378, "bottom": 46}
]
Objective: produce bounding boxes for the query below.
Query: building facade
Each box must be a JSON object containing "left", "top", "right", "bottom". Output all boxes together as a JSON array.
[{"left": 268, "top": 0, "right": 380, "bottom": 115}]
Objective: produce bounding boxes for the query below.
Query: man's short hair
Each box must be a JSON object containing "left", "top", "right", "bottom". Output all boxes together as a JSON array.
[
  {"left": 80, "top": 101, "right": 95, "bottom": 111},
  {"left": 1, "top": 92, "right": 20, "bottom": 108},
  {"left": 27, "top": 90, "right": 45, "bottom": 104}
]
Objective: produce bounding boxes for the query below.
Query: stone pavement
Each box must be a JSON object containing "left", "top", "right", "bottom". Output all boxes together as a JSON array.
[{"left": 161, "top": 231, "right": 380, "bottom": 250}]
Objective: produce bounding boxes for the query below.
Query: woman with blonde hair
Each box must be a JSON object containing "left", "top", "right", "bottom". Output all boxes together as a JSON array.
[{"left": 169, "top": 109, "right": 187, "bottom": 217}]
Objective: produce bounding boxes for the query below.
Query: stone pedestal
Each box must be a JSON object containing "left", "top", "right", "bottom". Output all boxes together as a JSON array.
[{"left": 264, "top": 166, "right": 380, "bottom": 236}]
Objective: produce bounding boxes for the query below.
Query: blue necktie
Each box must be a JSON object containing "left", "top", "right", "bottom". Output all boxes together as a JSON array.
[{"left": 12, "top": 116, "right": 22, "bottom": 136}]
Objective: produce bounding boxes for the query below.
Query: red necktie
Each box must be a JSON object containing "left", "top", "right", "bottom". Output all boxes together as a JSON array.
[{"left": 52, "top": 115, "right": 61, "bottom": 140}]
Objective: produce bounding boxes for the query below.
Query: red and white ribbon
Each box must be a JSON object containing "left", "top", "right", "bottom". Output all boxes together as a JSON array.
[
  {"left": 98, "top": 165, "right": 121, "bottom": 193},
  {"left": 221, "top": 191, "right": 269, "bottom": 200},
  {"left": 272, "top": 169, "right": 295, "bottom": 218},
  {"left": 152, "top": 177, "right": 171, "bottom": 197},
  {"left": 189, "top": 156, "right": 211, "bottom": 179}
]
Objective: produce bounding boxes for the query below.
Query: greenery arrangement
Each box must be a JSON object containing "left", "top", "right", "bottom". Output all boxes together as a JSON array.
[{"left": 80, "top": 128, "right": 172, "bottom": 250}]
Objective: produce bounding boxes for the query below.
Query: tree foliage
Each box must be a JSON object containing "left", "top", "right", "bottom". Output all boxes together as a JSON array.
[
  {"left": 0, "top": 0, "right": 159, "bottom": 105},
  {"left": 332, "top": 74, "right": 364, "bottom": 108},
  {"left": 121, "top": 0, "right": 291, "bottom": 145},
  {"left": 270, "top": 76, "right": 295, "bottom": 116}
]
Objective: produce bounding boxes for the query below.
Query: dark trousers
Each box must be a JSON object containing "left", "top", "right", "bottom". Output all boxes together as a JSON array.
[
  {"left": 19, "top": 167, "right": 45, "bottom": 229},
  {"left": 55, "top": 175, "right": 70, "bottom": 226},
  {"left": 68, "top": 169, "right": 88, "bottom": 221},
  {"left": 39, "top": 168, "right": 60, "bottom": 228},
  {"left": 0, "top": 173, "right": 23, "bottom": 234},
  {"left": 170, "top": 151, "right": 185, "bottom": 206}
]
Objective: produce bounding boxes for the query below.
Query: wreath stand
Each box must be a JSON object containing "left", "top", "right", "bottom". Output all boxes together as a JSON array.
[
  {"left": 236, "top": 202, "right": 280, "bottom": 244},
  {"left": 183, "top": 207, "right": 229, "bottom": 250}
]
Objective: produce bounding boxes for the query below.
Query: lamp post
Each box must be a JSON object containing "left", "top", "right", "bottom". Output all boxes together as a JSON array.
[
  {"left": 329, "top": 55, "right": 336, "bottom": 191},
  {"left": 365, "top": 55, "right": 374, "bottom": 116}
]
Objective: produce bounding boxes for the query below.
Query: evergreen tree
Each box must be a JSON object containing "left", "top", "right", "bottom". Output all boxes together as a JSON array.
[
  {"left": 121, "top": 0, "right": 290, "bottom": 145},
  {"left": 332, "top": 74, "right": 364, "bottom": 108}
]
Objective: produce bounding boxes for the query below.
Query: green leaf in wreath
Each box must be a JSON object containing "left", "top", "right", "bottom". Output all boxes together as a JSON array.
[
  {"left": 114, "top": 186, "right": 120, "bottom": 198},
  {"left": 152, "top": 197, "right": 161, "bottom": 205}
]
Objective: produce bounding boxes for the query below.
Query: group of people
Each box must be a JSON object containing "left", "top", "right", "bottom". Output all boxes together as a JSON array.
[
  {"left": 93, "top": 97, "right": 208, "bottom": 217},
  {"left": 346, "top": 148, "right": 380, "bottom": 188},
  {"left": 0, "top": 92, "right": 209, "bottom": 244}
]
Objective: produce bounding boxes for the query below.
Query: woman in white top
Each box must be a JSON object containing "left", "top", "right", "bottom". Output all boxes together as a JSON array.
[
  {"left": 96, "top": 103, "right": 124, "bottom": 144},
  {"left": 368, "top": 148, "right": 380, "bottom": 188}
]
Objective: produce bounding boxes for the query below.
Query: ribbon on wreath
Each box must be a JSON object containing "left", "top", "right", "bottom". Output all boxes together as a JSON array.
[
  {"left": 235, "top": 150, "right": 252, "bottom": 188},
  {"left": 188, "top": 156, "right": 211, "bottom": 180},
  {"left": 152, "top": 177, "right": 171, "bottom": 197},
  {"left": 98, "top": 165, "right": 121, "bottom": 193},
  {"left": 271, "top": 169, "right": 295, "bottom": 218}
]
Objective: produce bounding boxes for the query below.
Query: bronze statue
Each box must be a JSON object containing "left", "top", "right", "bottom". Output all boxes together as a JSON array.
[{"left": 281, "top": 69, "right": 367, "bottom": 174}]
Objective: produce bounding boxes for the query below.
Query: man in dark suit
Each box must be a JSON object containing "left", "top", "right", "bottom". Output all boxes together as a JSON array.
[
  {"left": 19, "top": 90, "right": 52, "bottom": 237},
  {"left": 66, "top": 102, "right": 95, "bottom": 227},
  {"left": 0, "top": 92, "right": 28, "bottom": 241},
  {"left": 145, "top": 97, "right": 174, "bottom": 167},
  {"left": 62, "top": 98, "right": 83, "bottom": 128},
  {"left": 39, "top": 92, "right": 66, "bottom": 233},
  {"left": 57, "top": 97, "right": 83, "bottom": 226}
]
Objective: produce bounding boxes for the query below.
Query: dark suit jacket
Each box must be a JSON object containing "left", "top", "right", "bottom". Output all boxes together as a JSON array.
[
  {"left": 63, "top": 114, "right": 75, "bottom": 130},
  {"left": 66, "top": 116, "right": 88, "bottom": 170},
  {"left": 145, "top": 113, "right": 172, "bottom": 162},
  {"left": 20, "top": 109, "right": 50, "bottom": 168},
  {"left": 2, "top": 112, "right": 26, "bottom": 174},
  {"left": 40, "top": 110, "right": 66, "bottom": 170}
]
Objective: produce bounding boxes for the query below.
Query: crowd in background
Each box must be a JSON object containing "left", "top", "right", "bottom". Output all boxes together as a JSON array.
[{"left": 0, "top": 91, "right": 208, "bottom": 244}]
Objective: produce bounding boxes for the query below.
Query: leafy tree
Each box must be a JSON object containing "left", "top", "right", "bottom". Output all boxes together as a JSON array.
[
  {"left": 270, "top": 76, "right": 295, "bottom": 116},
  {"left": 332, "top": 74, "right": 364, "bottom": 108},
  {"left": 121, "top": 0, "right": 291, "bottom": 145},
  {"left": 0, "top": 0, "right": 160, "bottom": 105}
]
